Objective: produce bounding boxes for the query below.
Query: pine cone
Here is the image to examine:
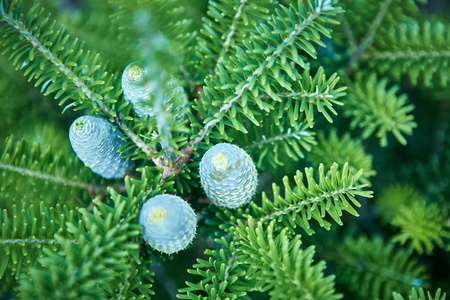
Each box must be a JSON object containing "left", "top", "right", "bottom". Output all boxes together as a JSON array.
[
  {"left": 69, "top": 115, "right": 133, "bottom": 179},
  {"left": 199, "top": 143, "right": 258, "bottom": 208},
  {"left": 139, "top": 195, "right": 197, "bottom": 254},
  {"left": 121, "top": 62, "right": 154, "bottom": 118}
]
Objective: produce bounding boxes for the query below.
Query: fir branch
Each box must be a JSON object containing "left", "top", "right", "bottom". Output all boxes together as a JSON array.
[
  {"left": 0, "top": 238, "right": 58, "bottom": 245},
  {"left": 361, "top": 0, "right": 393, "bottom": 47},
  {"left": 336, "top": 236, "right": 428, "bottom": 300},
  {"left": 230, "top": 118, "right": 316, "bottom": 169},
  {"left": 393, "top": 288, "right": 447, "bottom": 300},
  {"left": 265, "top": 87, "right": 335, "bottom": 102},
  {"left": 0, "top": 202, "right": 76, "bottom": 279},
  {"left": 117, "top": 268, "right": 131, "bottom": 300},
  {"left": 15, "top": 167, "right": 161, "bottom": 298},
  {"left": 246, "top": 128, "right": 312, "bottom": 150},
  {"left": 191, "top": 0, "right": 343, "bottom": 145},
  {"left": 0, "top": 1, "right": 156, "bottom": 157},
  {"left": 362, "top": 50, "right": 450, "bottom": 61},
  {"left": 1, "top": 13, "right": 104, "bottom": 111},
  {"left": 178, "top": 237, "right": 253, "bottom": 299},
  {"left": 0, "top": 238, "right": 77, "bottom": 245},
  {"left": 262, "top": 186, "right": 357, "bottom": 222},
  {"left": 233, "top": 219, "right": 342, "bottom": 299},
  {"left": 361, "top": 20, "right": 450, "bottom": 86},
  {"left": 191, "top": 94, "right": 240, "bottom": 145},
  {"left": 0, "top": 162, "right": 99, "bottom": 191},
  {"left": 344, "top": 73, "right": 416, "bottom": 146},
  {"left": 217, "top": 0, "right": 246, "bottom": 65},
  {"left": 0, "top": 135, "right": 101, "bottom": 206},
  {"left": 378, "top": 185, "right": 450, "bottom": 254},
  {"left": 248, "top": 162, "right": 373, "bottom": 235},
  {"left": 193, "top": 0, "right": 275, "bottom": 81},
  {"left": 338, "top": 14, "right": 357, "bottom": 52},
  {"left": 116, "top": 259, "right": 155, "bottom": 300},
  {"left": 307, "top": 130, "right": 376, "bottom": 186}
]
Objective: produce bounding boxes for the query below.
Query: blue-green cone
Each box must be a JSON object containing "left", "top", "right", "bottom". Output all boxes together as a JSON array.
[
  {"left": 139, "top": 195, "right": 197, "bottom": 254},
  {"left": 199, "top": 143, "right": 258, "bottom": 208},
  {"left": 69, "top": 115, "right": 133, "bottom": 179},
  {"left": 121, "top": 62, "right": 154, "bottom": 118}
]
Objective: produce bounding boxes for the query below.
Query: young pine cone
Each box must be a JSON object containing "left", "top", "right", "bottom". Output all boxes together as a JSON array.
[
  {"left": 199, "top": 143, "right": 258, "bottom": 208},
  {"left": 69, "top": 115, "right": 133, "bottom": 179},
  {"left": 139, "top": 194, "right": 197, "bottom": 254}
]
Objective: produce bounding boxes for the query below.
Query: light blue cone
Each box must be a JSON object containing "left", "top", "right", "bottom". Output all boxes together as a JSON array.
[
  {"left": 121, "top": 62, "right": 154, "bottom": 118},
  {"left": 139, "top": 194, "right": 197, "bottom": 254},
  {"left": 69, "top": 115, "right": 133, "bottom": 179},
  {"left": 199, "top": 143, "right": 258, "bottom": 208}
]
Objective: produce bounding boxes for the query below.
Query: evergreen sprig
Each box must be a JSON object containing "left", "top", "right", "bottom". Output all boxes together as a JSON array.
[
  {"left": 393, "top": 288, "right": 447, "bottom": 300},
  {"left": 0, "top": 1, "right": 119, "bottom": 114},
  {"left": 0, "top": 201, "right": 76, "bottom": 280},
  {"left": 178, "top": 237, "right": 254, "bottom": 299},
  {"left": 191, "top": 0, "right": 345, "bottom": 144},
  {"left": 192, "top": 0, "right": 276, "bottom": 81},
  {"left": 362, "top": 20, "right": 450, "bottom": 87},
  {"left": 16, "top": 204, "right": 140, "bottom": 299},
  {"left": 238, "top": 119, "right": 316, "bottom": 170},
  {"left": 307, "top": 129, "right": 376, "bottom": 186},
  {"left": 56, "top": 0, "right": 132, "bottom": 71},
  {"left": 335, "top": 236, "right": 428, "bottom": 300},
  {"left": 0, "top": 135, "right": 102, "bottom": 207},
  {"left": 0, "top": 0, "right": 156, "bottom": 158},
  {"left": 248, "top": 162, "right": 373, "bottom": 235},
  {"left": 15, "top": 166, "right": 169, "bottom": 299},
  {"left": 233, "top": 218, "right": 342, "bottom": 299},
  {"left": 339, "top": 0, "right": 426, "bottom": 45},
  {"left": 377, "top": 185, "right": 450, "bottom": 255},
  {"left": 0, "top": 0, "right": 449, "bottom": 297},
  {"left": 344, "top": 73, "right": 417, "bottom": 146}
]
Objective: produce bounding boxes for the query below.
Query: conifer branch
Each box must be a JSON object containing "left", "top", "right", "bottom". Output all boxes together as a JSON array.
[
  {"left": 0, "top": 238, "right": 77, "bottom": 245},
  {"left": 338, "top": 14, "right": 357, "bottom": 52},
  {"left": 0, "top": 238, "right": 58, "bottom": 245},
  {"left": 193, "top": 0, "right": 274, "bottom": 81},
  {"left": 191, "top": 96, "right": 239, "bottom": 145},
  {"left": 261, "top": 86, "right": 336, "bottom": 102},
  {"left": 347, "top": 0, "right": 393, "bottom": 68},
  {"left": 261, "top": 186, "right": 358, "bottom": 222},
  {"left": 247, "top": 163, "right": 373, "bottom": 235},
  {"left": 0, "top": 2, "right": 156, "bottom": 157},
  {"left": 360, "top": 20, "right": 450, "bottom": 86},
  {"left": 179, "top": 237, "right": 253, "bottom": 299},
  {"left": 336, "top": 236, "right": 427, "bottom": 299},
  {"left": 0, "top": 162, "right": 99, "bottom": 192},
  {"left": 362, "top": 0, "right": 393, "bottom": 46},
  {"left": 216, "top": 254, "right": 239, "bottom": 300},
  {"left": 216, "top": 0, "right": 246, "bottom": 66},
  {"left": 393, "top": 288, "right": 447, "bottom": 300},
  {"left": 0, "top": 13, "right": 106, "bottom": 112},
  {"left": 233, "top": 219, "right": 342, "bottom": 299},
  {"left": 117, "top": 262, "right": 134, "bottom": 300},
  {"left": 192, "top": 2, "right": 339, "bottom": 145},
  {"left": 246, "top": 129, "right": 312, "bottom": 149},
  {"left": 344, "top": 73, "right": 416, "bottom": 146},
  {"left": 361, "top": 50, "right": 450, "bottom": 60},
  {"left": 307, "top": 130, "right": 376, "bottom": 186}
]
